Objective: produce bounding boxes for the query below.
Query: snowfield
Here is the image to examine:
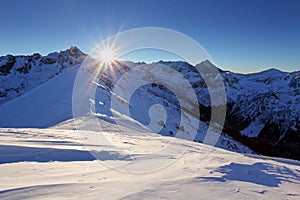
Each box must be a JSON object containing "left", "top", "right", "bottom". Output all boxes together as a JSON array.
[{"left": 0, "top": 118, "right": 299, "bottom": 200}]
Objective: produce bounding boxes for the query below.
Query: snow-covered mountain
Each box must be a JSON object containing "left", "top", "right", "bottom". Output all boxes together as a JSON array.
[
  {"left": 0, "top": 47, "right": 299, "bottom": 160},
  {"left": 221, "top": 67, "right": 300, "bottom": 160},
  {"left": 91, "top": 59, "right": 300, "bottom": 160},
  {"left": 0, "top": 46, "right": 86, "bottom": 105}
]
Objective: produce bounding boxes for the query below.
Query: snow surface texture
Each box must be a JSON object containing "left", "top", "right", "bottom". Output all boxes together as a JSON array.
[{"left": 0, "top": 119, "right": 299, "bottom": 199}]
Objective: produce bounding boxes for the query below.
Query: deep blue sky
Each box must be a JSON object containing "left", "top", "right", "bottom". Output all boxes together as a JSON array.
[{"left": 0, "top": 0, "right": 299, "bottom": 72}]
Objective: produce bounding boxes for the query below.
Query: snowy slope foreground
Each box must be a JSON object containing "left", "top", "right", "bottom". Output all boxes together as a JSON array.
[{"left": 0, "top": 119, "right": 299, "bottom": 200}]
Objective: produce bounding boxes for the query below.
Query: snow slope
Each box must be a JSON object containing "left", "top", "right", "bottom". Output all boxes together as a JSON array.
[
  {"left": 0, "top": 64, "right": 80, "bottom": 127},
  {"left": 0, "top": 119, "right": 299, "bottom": 200}
]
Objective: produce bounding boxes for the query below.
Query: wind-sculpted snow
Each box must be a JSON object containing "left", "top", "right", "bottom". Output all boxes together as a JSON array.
[{"left": 0, "top": 120, "right": 299, "bottom": 199}]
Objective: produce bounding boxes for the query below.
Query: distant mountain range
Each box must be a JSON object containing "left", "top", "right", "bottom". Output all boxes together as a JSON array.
[{"left": 0, "top": 47, "right": 299, "bottom": 160}]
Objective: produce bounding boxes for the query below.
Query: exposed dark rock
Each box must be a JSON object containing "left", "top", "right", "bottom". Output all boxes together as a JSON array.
[
  {"left": 0, "top": 90, "right": 7, "bottom": 97},
  {"left": 15, "top": 63, "right": 32, "bottom": 74},
  {"left": 0, "top": 55, "right": 16, "bottom": 75},
  {"left": 41, "top": 57, "right": 56, "bottom": 65}
]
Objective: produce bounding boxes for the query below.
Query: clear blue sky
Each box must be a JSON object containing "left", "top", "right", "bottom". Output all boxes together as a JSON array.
[{"left": 0, "top": 0, "right": 299, "bottom": 73}]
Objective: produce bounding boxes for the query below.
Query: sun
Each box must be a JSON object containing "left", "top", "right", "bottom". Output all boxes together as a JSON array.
[
  {"left": 99, "top": 48, "right": 117, "bottom": 64},
  {"left": 87, "top": 33, "right": 124, "bottom": 85}
]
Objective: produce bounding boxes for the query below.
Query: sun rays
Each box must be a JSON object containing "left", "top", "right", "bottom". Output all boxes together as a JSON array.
[
  {"left": 80, "top": 31, "right": 127, "bottom": 99},
  {"left": 99, "top": 48, "right": 117, "bottom": 64},
  {"left": 93, "top": 43, "right": 121, "bottom": 83}
]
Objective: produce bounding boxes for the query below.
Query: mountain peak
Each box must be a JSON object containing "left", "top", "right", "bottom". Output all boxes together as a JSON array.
[
  {"left": 261, "top": 68, "right": 284, "bottom": 74},
  {"left": 195, "top": 60, "right": 223, "bottom": 73},
  {"left": 69, "top": 46, "right": 81, "bottom": 53},
  {"left": 249, "top": 68, "right": 285, "bottom": 77},
  {"left": 59, "top": 46, "right": 86, "bottom": 57},
  {"left": 199, "top": 59, "right": 214, "bottom": 65}
]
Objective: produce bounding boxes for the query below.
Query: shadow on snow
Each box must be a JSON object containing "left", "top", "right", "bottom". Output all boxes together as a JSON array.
[
  {"left": 0, "top": 145, "right": 130, "bottom": 163},
  {"left": 196, "top": 162, "right": 300, "bottom": 187}
]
